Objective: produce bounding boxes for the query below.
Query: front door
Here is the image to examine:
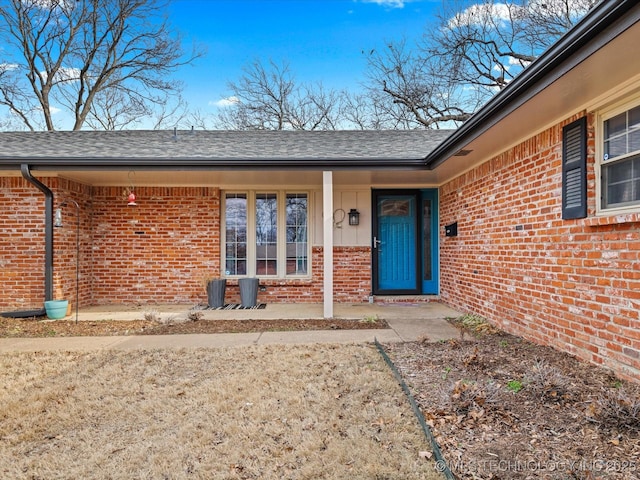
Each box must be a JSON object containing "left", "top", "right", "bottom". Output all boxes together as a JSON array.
[{"left": 372, "top": 189, "right": 438, "bottom": 295}]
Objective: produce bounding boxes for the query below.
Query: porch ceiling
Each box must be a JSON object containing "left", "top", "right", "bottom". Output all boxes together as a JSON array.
[{"left": 0, "top": 168, "right": 442, "bottom": 188}]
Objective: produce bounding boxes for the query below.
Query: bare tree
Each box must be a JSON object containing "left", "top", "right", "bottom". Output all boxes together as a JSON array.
[
  {"left": 364, "top": 41, "right": 481, "bottom": 129},
  {"left": 84, "top": 78, "right": 152, "bottom": 130},
  {"left": 179, "top": 108, "right": 211, "bottom": 131},
  {"left": 288, "top": 83, "right": 343, "bottom": 130},
  {"left": 215, "top": 59, "right": 349, "bottom": 131},
  {"left": 365, "top": 0, "right": 598, "bottom": 128},
  {"left": 0, "top": 0, "right": 201, "bottom": 131},
  {"left": 522, "top": 0, "right": 601, "bottom": 51},
  {"left": 216, "top": 59, "right": 295, "bottom": 130}
]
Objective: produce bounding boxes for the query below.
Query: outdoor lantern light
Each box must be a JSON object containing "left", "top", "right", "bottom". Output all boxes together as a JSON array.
[
  {"left": 348, "top": 208, "right": 360, "bottom": 226},
  {"left": 54, "top": 208, "right": 63, "bottom": 228},
  {"left": 127, "top": 170, "right": 137, "bottom": 206}
]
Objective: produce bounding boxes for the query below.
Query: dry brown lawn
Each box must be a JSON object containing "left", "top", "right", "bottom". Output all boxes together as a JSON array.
[{"left": 0, "top": 344, "right": 441, "bottom": 480}]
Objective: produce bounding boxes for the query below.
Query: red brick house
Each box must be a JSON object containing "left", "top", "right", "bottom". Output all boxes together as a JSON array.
[
  {"left": 0, "top": 129, "right": 451, "bottom": 318},
  {"left": 1, "top": 0, "right": 639, "bottom": 379}
]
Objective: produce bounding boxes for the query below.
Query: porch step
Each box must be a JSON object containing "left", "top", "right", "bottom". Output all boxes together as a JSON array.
[{"left": 372, "top": 295, "right": 439, "bottom": 304}]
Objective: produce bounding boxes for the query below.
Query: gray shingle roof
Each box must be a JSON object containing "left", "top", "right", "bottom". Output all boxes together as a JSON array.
[{"left": 0, "top": 130, "right": 454, "bottom": 169}]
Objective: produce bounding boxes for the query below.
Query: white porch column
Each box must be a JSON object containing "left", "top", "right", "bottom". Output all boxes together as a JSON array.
[{"left": 322, "top": 171, "right": 334, "bottom": 318}]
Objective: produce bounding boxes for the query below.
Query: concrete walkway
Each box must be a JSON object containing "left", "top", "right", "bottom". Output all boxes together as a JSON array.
[{"left": 0, "top": 302, "right": 462, "bottom": 353}]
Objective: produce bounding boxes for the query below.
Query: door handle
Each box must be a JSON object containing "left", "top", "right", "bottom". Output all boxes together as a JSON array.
[{"left": 373, "top": 236, "right": 382, "bottom": 249}]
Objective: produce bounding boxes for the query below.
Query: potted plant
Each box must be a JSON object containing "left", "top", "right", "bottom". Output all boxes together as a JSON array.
[
  {"left": 202, "top": 276, "right": 226, "bottom": 308},
  {"left": 44, "top": 300, "right": 69, "bottom": 319}
]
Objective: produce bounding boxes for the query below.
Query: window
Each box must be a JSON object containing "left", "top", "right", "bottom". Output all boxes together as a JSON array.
[
  {"left": 223, "top": 191, "right": 308, "bottom": 277},
  {"left": 256, "top": 193, "right": 277, "bottom": 275},
  {"left": 286, "top": 193, "right": 308, "bottom": 275},
  {"left": 600, "top": 99, "right": 640, "bottom": 211},
  {"left": 225, "top": 193, "right": 247, "bottom": 275}
]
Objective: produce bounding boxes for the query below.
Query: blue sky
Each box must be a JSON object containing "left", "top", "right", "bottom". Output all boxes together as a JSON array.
[{"left": 168, "top": 0, "right": 440, "bottom": 113}]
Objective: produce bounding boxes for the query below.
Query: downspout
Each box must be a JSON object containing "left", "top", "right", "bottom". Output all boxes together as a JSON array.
[{"left": 1, "top": 165, "right": 52, "bottom": 317}]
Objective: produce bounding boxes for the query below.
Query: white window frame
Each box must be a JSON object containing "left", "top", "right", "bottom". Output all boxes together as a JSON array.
[
  {"left": 222, "top": 190, "right": 311, "bottom": 279},
  {"left": 596, "top": 91, "right": 640, "bottom": 215}
]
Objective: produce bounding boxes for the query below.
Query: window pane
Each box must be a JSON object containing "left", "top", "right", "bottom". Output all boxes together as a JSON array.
[
  {"left": 604, "top": 106, "right": 640, "bottom": 161},
  {"left": 605, "top": 136, "right": 627, "bottom": 160},
  {"left": 225, "top": 193, "right": 247, "bottom": 275},
  {"left": 603, "top": 157, "right": 640, "bottom": 208},
  {"left": 604, "top": 111, "right": 627, "bottom": 141},
  {"left": 630, "top": 129, "right": 640, "bottom": 154},
  {"left": 422, "top": 199, "right": 432, "bottom": 281},
  {"left": 256, "top": 193, "right": 277, "bottom": 275},
  {"left": 629, "top": 105, "right": 640, "bottom": 131},
  {"left": 286, "top": 194, "right": 308, "bottom": 275},
  {"left": 602, "top": 103, "right": 640, "bottom": 210}
]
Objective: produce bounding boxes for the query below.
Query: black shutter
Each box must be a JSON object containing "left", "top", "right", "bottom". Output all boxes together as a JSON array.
[{"left": 562, "top": 117, "right": 587, "bottom": 219}]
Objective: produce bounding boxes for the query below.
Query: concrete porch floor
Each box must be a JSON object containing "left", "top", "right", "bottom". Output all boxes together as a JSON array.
[{"left": 77, "top": 301, "right": 461, "bottom": 322}]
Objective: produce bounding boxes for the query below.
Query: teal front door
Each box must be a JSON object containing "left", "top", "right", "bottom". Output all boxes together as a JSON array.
[{"left": 372, "top": 189, "right": 438, "bottom": 295}]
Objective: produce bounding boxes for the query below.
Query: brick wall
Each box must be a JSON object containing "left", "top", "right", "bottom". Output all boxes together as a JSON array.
[
  {"left": 439, "top": 112, "right": 640, "bottom": 381},
  {"left": 334, "top": 246, "right": 372, "bottom": 303},
  {"left": 90, "top": 186, "right": 222, "bottom": 305},
  {"left": 1, "top": 180, "right": 373, "bottom": 310},
  {"left": 221, "top": 246, "right": 371, "bottom": 304},
  {"left": 0, "top": 177, "right": 47, "bottom": 311}
]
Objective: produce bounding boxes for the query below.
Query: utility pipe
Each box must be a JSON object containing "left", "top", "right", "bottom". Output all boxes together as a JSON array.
[{"left": 1, "top": 165, "right": 53, "bottom": 317}]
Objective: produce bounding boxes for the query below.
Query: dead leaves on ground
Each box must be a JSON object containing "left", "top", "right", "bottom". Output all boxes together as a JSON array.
[{"left": 385, "top": 333, "right": 640, "bottom": 479}]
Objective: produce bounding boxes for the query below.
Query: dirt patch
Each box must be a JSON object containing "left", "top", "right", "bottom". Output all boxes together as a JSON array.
[
  {"left": 0, "top": 344, "right": 440, "bottom": 479},
  {"left": 383, "top": 330, "right": 640, "bottom": 479},
  {"left": 0, "top": 316, "right": 389, "bottom": 338}
]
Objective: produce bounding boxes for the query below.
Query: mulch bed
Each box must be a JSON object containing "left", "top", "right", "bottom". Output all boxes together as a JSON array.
[
  {"left": 383, "top": 331, "right": 640, "bottom": 479},
  {"left": 0, "top": 316, "right": 389, "bottom": 338}
]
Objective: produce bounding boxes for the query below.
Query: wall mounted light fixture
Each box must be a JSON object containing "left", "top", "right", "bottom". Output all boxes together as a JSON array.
[{"left": 348, "top": 208, "right": 360, "bottom": 226}]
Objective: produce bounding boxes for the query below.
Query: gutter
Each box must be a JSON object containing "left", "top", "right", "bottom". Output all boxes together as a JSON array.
[
  {"left": 1, "top": 157, "right": 431, "bottom": 171},
  {"left": 424, "top": 0, "right": 640, "bottom": 170},
  {"left": 1, "top": 165, "right": 52, "bottom": 318}
]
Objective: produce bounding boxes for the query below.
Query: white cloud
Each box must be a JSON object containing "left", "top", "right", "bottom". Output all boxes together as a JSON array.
[
  {"left": 448, "top": 3, "right": 519, "bottom": 29},
  {"left": 210, "top": 96, "right": 239, "bottom": 108},
  {"left": 359, "top": 0, "right": 408, "bottom": 9},
  {"left": 528, "top": 0, "right": 592, "bottom": 19},
  {"left": 509, "top": 56, "right": 531, "bottom": 68},
  {"left": 26, "top": 0, "right": 77, "bottom": 11},
  {"left": 491, "top": 57, "right": 531, "bottom": 73},
  {"left": 56, "top": 67, "right": 81, "bottom": 82},
  {"left": 0, "top": 63, "right": 18, "bottom": 74},
  {"left": 491, "top": 56, "right": 530, "bottom": 76},
  {"left": 40, "top": 67, "right": 81, "bottom": 83}
]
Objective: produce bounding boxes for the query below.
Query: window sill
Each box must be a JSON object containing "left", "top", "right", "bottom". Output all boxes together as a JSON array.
[
  {"left": 224, "top": 277, "right": 313, "bottom": 284},
  {"left": 584, "top": 212, "right": 640, "bottom": 226}
]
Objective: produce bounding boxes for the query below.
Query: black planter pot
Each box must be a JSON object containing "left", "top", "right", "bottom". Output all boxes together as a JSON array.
[{"left": 206, "top": 279, "right": 226, "bottom": 308}]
